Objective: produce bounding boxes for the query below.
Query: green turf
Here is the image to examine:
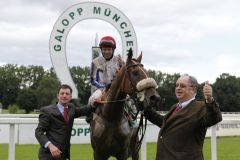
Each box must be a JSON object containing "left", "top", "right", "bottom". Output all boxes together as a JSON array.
[{"left": 0, "top": 136, "right": 240, "bottom": 160}]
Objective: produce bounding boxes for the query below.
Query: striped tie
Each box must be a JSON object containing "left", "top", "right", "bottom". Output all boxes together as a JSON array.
[
  {"left": 171, "top": 104, "right": 182, "bottom": 116},
  {"left": 64, "top": 106, "right": 68, "bottom": 123}
]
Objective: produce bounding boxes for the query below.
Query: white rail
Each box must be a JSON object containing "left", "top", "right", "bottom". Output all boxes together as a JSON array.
[{"left": 1, "top": 114, "right": 240, "bottom": 160}]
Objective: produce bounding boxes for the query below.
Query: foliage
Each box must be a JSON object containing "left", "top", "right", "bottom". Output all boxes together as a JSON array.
[
  {"left": 0, "top": 64, "right": 240, "bottom": 112},
  {"left": 213, "top": 73, "right": 240, "bottom": 112},
  {"left": 147, "top": 70, "right": 180, "bottom": 111},
  {"left": 70, "top": 66, "right": 91, "bottom": 104},
  {"left": 17, "top": 65, "right": 45, "bottom": 89},
  {"left": 8, "top": 104, "right": 19, "bottom": 114},
  {"left": 0, "top": 64, "right": 21, "bottom": 108},
  {"left": 36, "top": 76, "right": 60, "bottom": 109},
  {"left": 17, "top": 88, "right": 37, "bottom": 113}
]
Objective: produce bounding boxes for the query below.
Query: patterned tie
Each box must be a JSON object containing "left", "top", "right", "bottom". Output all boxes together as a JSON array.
[
  {"left": 171, "top": 104, "right": 182, "bottom": 116},
  {"left": 64, "top": 106, "right": 68, "bottom": 123}
]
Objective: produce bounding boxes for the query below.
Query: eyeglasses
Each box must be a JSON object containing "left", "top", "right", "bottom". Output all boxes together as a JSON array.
[{"left": 175, "top": 83, "right": 194, "bottom": 88}]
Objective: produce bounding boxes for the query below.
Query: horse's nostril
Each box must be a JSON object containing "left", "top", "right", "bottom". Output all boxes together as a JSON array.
[
  {"left": 150, "top": 95, "right": 161, "bottom": 103},
  {"left": 150, "top": 96, "right": 156, "bottom": 102}
]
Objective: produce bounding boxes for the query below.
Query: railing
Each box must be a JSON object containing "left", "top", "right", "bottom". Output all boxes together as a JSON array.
[{"left": 1, "top": 114, "right": 240, "bottom": 160}]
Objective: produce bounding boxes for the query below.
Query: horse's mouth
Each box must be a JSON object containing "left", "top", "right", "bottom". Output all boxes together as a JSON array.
[
  {"left": 142, "top": 88, "right": 161, "bottom": 109},
  {"left": 148, "top": 94, "right": 161, "bottom": 107},
  {"left": 150, "top": 94, "right": 160, "bottom": 104}
]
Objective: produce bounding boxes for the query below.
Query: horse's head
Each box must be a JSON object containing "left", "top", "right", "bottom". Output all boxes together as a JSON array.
[{"left": 122, "top": 48, "right": 161, "bottom": 109}]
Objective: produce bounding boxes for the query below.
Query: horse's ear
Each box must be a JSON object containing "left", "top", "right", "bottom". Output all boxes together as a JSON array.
[
  {"left": 126, "top": 48, "right": 133, "bottom": 65},
  {"left": 137, "top": 51, "right": 142, "bottom": 63}
]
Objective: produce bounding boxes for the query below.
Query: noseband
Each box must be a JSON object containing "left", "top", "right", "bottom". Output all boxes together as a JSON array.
[{"left": 125, "top": 61, "right": 157, "bottom": 96}]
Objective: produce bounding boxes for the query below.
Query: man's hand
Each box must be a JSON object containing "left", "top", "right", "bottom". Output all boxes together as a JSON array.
[
  {"left": 48, "top": 143, "right": 62, "bottom": 158},
  {"left": 203, "top": 81, "right": 214, "bottom": 103},
  {"left": 90, "top": 98, "right": 102, "bottom": 109}
]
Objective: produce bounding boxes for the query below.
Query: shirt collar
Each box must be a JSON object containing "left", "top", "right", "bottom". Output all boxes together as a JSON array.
[
  {"left": 179, "top": 96, "right": 195, "bottom": 108},
  {"left": 57, "top": 102, "right": 67, "bottom": 114}
]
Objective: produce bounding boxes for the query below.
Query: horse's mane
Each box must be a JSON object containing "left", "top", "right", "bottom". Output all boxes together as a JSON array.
[
  {"left": 106, "top": 57, "right": 139, "bottom": 100},
  {"left": 105, "top": 66, "right": 125, "bottom": 103}
]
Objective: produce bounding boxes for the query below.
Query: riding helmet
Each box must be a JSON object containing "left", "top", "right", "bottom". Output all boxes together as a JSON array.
[{"left": 99, "top": 36, "right": 116, "bottom": 49}]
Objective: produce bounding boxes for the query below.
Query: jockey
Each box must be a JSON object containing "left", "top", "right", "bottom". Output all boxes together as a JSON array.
[
  {"left": 90, "top": 36, "right": 123, "bottom": 93},
  {"left": 87, "top": 36, "right": 136, "bottom": 127}
]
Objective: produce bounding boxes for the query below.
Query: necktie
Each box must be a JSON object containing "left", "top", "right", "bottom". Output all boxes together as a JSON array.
[
  {"left": 64, "top": 106, "right": 68, "bottom": 123},
  {"left": 171, "top": 104, "right": 182, "bottom": 116}
]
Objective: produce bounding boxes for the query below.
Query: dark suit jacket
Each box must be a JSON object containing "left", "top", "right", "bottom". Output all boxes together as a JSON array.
[
  {"left": 35, "top": 103, "right": 93, "bottom": 160},
  {"left": 144, "top": 100, "right": 222, "bottom": 160}
]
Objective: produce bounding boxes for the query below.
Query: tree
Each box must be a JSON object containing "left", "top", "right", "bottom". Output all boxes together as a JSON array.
[
  {"left": 70, "top": 66, "right": 91, "bottom": 104},
  {"left": 36, "top": 76, "right": 60, "bottom": 109},
  {"left": 0, "top": 64, "right": 21, "bottom": 108},
  {"left": 147, "top": 70, "right": 180, "bottom": 111},
  {"left": 158, "top": 73, "right": 180, "bottom": 111},
  {"left": 213, "top": 73, "right": 240, "bottom": 112},
  {"left": 18, "top": 65, "right": 45, "bottom": 89},
  {"left": 17, "top": 88, "right": 37, "bottom": 113}
]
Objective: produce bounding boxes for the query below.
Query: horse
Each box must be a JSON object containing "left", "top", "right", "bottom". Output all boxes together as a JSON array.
[{"left": 90, "top": 49, "right": 161, "bottom": 160}]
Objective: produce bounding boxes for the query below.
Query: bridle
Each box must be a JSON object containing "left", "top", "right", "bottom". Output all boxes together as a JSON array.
[
  {"left": 123, "top": 60, "right": 158, "bottom": 155},
  {"left": 124, "top": 59, "right": 157, "bottom": 104},
  {"left": 125, "top": 61, "right": 147, "bottom": 92},
  {"left": 98, "top": 59, "right": 156, "bottom": 104},
  {"left": 96, "top": 58, "right": 158, "bottom": 155}
]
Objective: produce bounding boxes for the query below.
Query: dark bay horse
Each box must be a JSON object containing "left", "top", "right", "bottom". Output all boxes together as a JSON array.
[{"left": 90, "top": 49, "right": 160, "bottom": 160}]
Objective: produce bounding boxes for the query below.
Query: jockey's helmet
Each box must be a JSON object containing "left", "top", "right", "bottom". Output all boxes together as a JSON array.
[
  {"left": 99, "top": 36, "right": 116, "bottom": 49},
  {"left": 99, "top": 36, "right": 116, "bottom": 60}
]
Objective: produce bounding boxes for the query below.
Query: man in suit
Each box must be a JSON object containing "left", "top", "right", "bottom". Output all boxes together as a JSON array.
[
  {"left": 143, "top": 74, "right": 222, "bottom": 160},
  {"left": 35, "top": 84, "right": 95, "bottom": 160}
]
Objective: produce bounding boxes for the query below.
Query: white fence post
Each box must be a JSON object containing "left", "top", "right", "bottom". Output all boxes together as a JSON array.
[
  {"left": 9, "top": 124, "right": 15, "bottom": 160},
  {"left": 211, "top": 125, "right": 217, "bottom": 160},
  {"left": 141, "top": 132, "right": 146, "bottom": 160}
]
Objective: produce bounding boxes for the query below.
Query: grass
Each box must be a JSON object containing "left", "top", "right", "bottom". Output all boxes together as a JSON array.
[
  {"left": 1, "top": 109, "right": 26, "bottom": 114},
  {"left": 0, "top": 137, "right": 240, "bottom": 160}
]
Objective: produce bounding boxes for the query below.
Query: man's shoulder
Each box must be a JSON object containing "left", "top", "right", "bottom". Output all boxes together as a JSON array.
[{"left": 190, "top": 100, "right": 205, "bottom": 106}]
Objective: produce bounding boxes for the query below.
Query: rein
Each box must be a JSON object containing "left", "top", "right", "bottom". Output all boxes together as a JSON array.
[
  {"left": 96, "top": 59, "right": 155, "bottom": 156},
  {"left": 95, "top": 97, "right": 132, "bottom": 104},
  {"left": 124, "top": 61, "right": 150, "bottom": 156}
]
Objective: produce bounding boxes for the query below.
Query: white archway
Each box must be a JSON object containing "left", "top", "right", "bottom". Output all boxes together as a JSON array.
[{"left": 49, "top": 2, "right": 138, "bottom": 98}]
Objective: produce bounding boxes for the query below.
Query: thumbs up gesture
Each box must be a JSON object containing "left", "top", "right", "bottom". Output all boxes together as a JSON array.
[{"left": 203, "top": 81, "right": 214, "bottom": 103}]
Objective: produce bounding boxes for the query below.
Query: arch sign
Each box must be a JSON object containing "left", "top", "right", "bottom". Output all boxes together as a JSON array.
[{"left": 50, "top": 2, "right": 138, "bottom": 98}]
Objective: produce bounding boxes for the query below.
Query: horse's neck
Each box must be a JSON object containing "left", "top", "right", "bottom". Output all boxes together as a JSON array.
[{"left": 101, "top": 69, "right": 127, "bottom": 122}]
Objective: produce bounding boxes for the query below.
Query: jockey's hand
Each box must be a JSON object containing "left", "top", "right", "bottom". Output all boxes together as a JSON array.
[
  {"left": 117, "top": 54, "right": 122, "bottom": 61},
  {"left": 118, "top": 54, "right": 125, "bottom": 67},
  {"left": 90, "top": 98, "right": 102, "bottom": 109},
  {"left": 94, "top": 98, "right": 102, "bottom": 105}
]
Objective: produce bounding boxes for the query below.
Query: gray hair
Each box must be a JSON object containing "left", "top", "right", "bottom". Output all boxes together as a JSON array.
[{"left": 181, "top": 74, "right": 198, "bottom": 93}]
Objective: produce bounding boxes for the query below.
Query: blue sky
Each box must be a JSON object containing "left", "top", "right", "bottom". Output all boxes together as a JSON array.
[{"left": 0, "top": 0, "right": 239, "bottom": 83}]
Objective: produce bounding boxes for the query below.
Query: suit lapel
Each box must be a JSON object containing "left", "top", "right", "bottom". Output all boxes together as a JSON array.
[
  {"left": 52, "top": 104, "right": 65, "bottom": 122},
  {"left": 160, "top": 105, "right": 177, "bottom": 134},
  {"left": 160, "top": 100, "right": 196, "bottom": 135}
]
